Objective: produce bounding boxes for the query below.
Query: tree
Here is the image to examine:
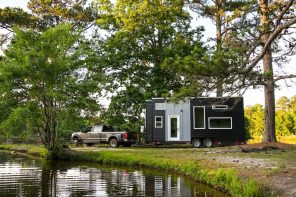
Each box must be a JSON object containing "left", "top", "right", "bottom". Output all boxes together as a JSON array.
[
  {"left": 186, "top": 0, "right": 296, "bottom": 142},
  {"left": 0, "top": 7, "right": 38, "bottom": 46},
  {"left": 0, "top": 24, "right": 102, "bottom": 156},
  {"left": 0, "top": 0, "right": 97, "bottom": 48},
  {"left": 245, "top": 104, "right": 264, "bottom": 138},
  {"left": 95, "top": 0, "right": 204, "bottom": 128},
  {"left": 27, "top": 0, "right": 97, "bottom": 29},
  {"left": 238, "top": 0, "right": 296, "bottom": 142},
  {"left": 187, "top": 0, "right": 248, "bottom": 97}
]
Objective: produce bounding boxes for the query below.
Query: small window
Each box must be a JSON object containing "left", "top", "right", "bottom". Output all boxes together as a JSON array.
[
  {"left": 155, "top": 103, "right": 166, "bottom": 110},
  {"left": 193, "top": 106, "right": 205, "bottom": 129},
  {"left": 209, "top": 117, "right": 232, "bottom": 129},
  {"left": 155, "top": 116, "right": 163, "bottom": 128},
  {"left": 212, "top": 105, "right": 228, "bottom": 110}
]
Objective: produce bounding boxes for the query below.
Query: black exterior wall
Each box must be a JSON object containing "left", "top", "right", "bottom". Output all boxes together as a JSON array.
[
  {"left": 190, "top": 97, "right": 245, "bottom": 144},
  {"left": 145, "top": 99, "right": 166, "bottom": 143}
]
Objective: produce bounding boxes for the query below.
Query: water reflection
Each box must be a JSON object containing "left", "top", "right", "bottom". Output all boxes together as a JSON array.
[{"left": 0, "top": 152, "right": 227, "bottom": 197}]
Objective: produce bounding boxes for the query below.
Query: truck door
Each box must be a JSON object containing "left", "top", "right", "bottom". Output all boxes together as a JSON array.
[
  {"left": 90, "top": 125, "right": 102, "bottom": 143},
  {"left": 100, "top": 125, "right": 113, "bottom": 142}
]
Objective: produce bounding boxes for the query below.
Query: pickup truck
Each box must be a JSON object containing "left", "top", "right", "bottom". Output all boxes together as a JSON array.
[{"left": 71, "top": 125, "right": 138, "bottom": 148}]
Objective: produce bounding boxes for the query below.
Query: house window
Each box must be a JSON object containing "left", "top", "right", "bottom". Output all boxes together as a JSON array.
[
  {"left": 193, "top": 106, "right": 205, "bottom": 129},
  {"left": 212, "top": 105, "right": 228, "bottom": 110},
  {"left": 208, "top": 117, "right": 232, "bottom": 129},
  {"left": 155, "top": 103, "right": 166, "bottom": 110},
  {"left": 155, "top": 116, "right": 163, "bottom": 128}
]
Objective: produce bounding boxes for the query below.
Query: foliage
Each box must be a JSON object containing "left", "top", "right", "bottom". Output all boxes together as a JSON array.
[
  {"left": 28, "top": 0, "right": 97, "bottom": 29},
  {"left": 0, "top": 24, "right": 103, "bottom": 150},
  {"left": 95, "top": 0, "right": 205, "bottom": 128},
  {"left": 245, "top": 96, "right": 296, "bottom": 139},
  {"left": 245, "top": 104, "right": 264, "bottom": 138}
]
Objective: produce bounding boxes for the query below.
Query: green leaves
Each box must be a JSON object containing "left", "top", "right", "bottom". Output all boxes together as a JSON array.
[
  {"left": 0, "top": 24, "right": 103, "bottom": 148},
  {"left": 95, "top": 0, "right": 204, "bottom": 128}
]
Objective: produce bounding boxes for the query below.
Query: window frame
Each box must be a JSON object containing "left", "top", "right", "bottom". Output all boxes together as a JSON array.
[
  {"left": 155, "top": 116, "right": 163, "bottom": 128},
  {"left": 212, "top": 105, "right": 228, "bottom": 110},
  {"left": 208, "top": 117, "right": 232, "bottom": 129},
  {"left": 193, "top": 106, "right": 205, "bottom": 129}
]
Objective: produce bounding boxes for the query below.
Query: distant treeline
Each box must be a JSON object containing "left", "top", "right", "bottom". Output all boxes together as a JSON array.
[{"left": 245, "top": 96, "right": 296, "bottom": 139}]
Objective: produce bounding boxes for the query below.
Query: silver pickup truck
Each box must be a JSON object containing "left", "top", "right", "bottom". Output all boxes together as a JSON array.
[{"left": 71, "top": 125, "right": 138, "bottom": 148}]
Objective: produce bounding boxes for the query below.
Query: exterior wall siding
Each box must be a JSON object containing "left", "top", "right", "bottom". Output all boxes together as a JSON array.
[
  {"left": 165, "top": 101, "right": 191, "bottom": 141},
  {"left": 146, "top": 97, "right": 245, "bottom": 144}
]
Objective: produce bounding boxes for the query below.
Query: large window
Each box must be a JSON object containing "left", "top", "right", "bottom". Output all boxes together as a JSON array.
[
  {"left": 155, "top": 116, "right": 163, "bottom": 128},
  {"left": 193, "top": 106, "right": 205, "bottom": 129},
  {"left": 208, "top": 117, "right": 232, "bottom": 129}
]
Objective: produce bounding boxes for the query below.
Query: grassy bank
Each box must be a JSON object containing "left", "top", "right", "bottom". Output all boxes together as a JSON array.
[{"left": 0, "top": 144, "right": 264, "bottom": 197}]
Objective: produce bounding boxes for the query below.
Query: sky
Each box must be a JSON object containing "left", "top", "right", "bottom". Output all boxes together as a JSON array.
[{"left": 0, "top": 0, "right": 295, "bottom": 107}]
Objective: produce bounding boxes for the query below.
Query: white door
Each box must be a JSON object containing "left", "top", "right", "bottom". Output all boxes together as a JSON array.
[{"left": 168, "top": 115, "right": 180, "bottom": 141}]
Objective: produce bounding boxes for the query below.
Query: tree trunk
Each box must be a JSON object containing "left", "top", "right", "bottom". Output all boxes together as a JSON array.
[
  {"left": 216, "top": 0, "right": 223, "bottom": 97},
  {"left": 259, "top": 0, "right": 277, "bottom": 143},
  {"left": 262, "top": 50, "right": 277, "bottom": 142}
]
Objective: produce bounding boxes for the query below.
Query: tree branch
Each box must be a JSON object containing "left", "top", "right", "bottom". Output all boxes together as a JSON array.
[
  {"left": 274, "top": 74, "right": 296, "bottom": 82},
  {"left": 244, "top": 16, "right": 296, "bottom": 73}
]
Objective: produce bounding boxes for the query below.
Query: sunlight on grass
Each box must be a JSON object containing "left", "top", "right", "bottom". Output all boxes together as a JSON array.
[{"left": 247, "top": 135, "right": 296, "bottom": 144}]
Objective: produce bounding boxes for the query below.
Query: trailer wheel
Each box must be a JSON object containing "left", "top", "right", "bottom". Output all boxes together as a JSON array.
[
  {"left": 192, "top": 139, "right": 202, "bottom": 148},
  {"left": 203, "top": 138, "right": 213, "bottom": 147},
  {"left": 109, "top": 138, "right": 118, "bottom": 148}
]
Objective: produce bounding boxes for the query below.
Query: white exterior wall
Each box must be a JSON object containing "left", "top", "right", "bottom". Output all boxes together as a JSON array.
[{"left": 165, "top": 100, "right": 191, "bottom": 141}]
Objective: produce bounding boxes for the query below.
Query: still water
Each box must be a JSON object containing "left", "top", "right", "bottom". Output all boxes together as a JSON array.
[{"left": 0, "top": 151, "right": 228, "bottom": 197}]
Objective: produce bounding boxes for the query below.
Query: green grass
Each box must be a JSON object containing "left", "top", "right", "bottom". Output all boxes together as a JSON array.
[{"left": 0, "top": 144, "right": 48, "bottom": 157}]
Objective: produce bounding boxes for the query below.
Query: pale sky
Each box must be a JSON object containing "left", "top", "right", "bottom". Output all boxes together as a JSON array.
[{"left": 1, "top": 0, "right": 295, "bottom": 107}]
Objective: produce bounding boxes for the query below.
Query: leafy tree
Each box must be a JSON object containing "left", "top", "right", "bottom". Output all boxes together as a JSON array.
[
  {"left": 232, "top": 0, "right": 296, "bottom": 142},
  {"left": 245, "top": 104, "right": 264, "bottom": 138},
  {"left": 0, "top": 24, "right": 102, "bottom": 155},
  {"left": 187, "top": 0, "right": 249, "bottom": 97},
  {"left": 0, "top": 7, "right": 38, "bottom": 46},
  {"left": 28, "top": 0, "right": 97, "bottom": 29},
  {"left": 186, "top": 0, "right": 296, "bottom": 142},
  {"left": 95, "top": 0, "right": 204, "bottom": 128}
]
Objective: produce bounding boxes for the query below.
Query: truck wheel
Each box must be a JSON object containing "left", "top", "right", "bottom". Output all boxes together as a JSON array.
[
  {"left": 109, "top": 139, "right": 118, "bottom": 148},
  {"left": 192, "top": 139, "right": 202, "bottom": 148},
  {"left": 73, "top": 137, "right": 80, "bottom": 147},
  {"left": 203, "top": 138, "right": 213, "bottom": 147}
]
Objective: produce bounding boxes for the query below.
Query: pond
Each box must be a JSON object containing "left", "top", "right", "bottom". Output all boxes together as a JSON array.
[{"left": 0, "top": 151, "right": 228, "bottom": 197}]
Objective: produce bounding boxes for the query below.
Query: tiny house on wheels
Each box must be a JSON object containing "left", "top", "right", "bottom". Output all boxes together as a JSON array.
[{"left": 145, "top": 97, "right": 245, "bottom": 147}]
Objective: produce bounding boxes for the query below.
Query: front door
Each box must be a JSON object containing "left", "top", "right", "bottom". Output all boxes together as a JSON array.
[{"left": 168, "top": 115, "right": 180, "bottom": 141}]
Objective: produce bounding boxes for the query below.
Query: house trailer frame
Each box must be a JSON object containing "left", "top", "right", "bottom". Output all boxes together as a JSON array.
[{"left": 145, "top": 97, "right": 245, "bottom": 147}]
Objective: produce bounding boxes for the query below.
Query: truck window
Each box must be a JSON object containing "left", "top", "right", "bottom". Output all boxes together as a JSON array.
[
  {"left": 83, "top": 127, "right": 92, "bottom": 133},
  {"left": 93, "top": 125, "right": 103, "bottom": 132},
  {"left": 102, "top": 126, "right": 114, "bottom": 132}
]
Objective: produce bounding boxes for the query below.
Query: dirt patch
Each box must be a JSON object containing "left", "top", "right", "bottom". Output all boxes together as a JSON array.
[
  {"left": 215, "top": 156, "right": 278, "bottom": 168},
  {"left": 239, "top": 142, "right": 296, "bottom": 153},
  {"left": 270, "top": 169, "right": 296, "bottom": 196}
]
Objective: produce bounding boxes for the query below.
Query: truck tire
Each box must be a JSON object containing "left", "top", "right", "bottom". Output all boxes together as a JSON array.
[
  {"left": 203, "top": 138, "right": 213, "bottom": 147},
  {"left": 109, "top": 138, "right": 118, "bottom": 148},
  {"left": 72, "top": 137, "right": 80, "bottom": 147},
  {"left": 192, "top": 139, "right": 202, "bottom": 148}
]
